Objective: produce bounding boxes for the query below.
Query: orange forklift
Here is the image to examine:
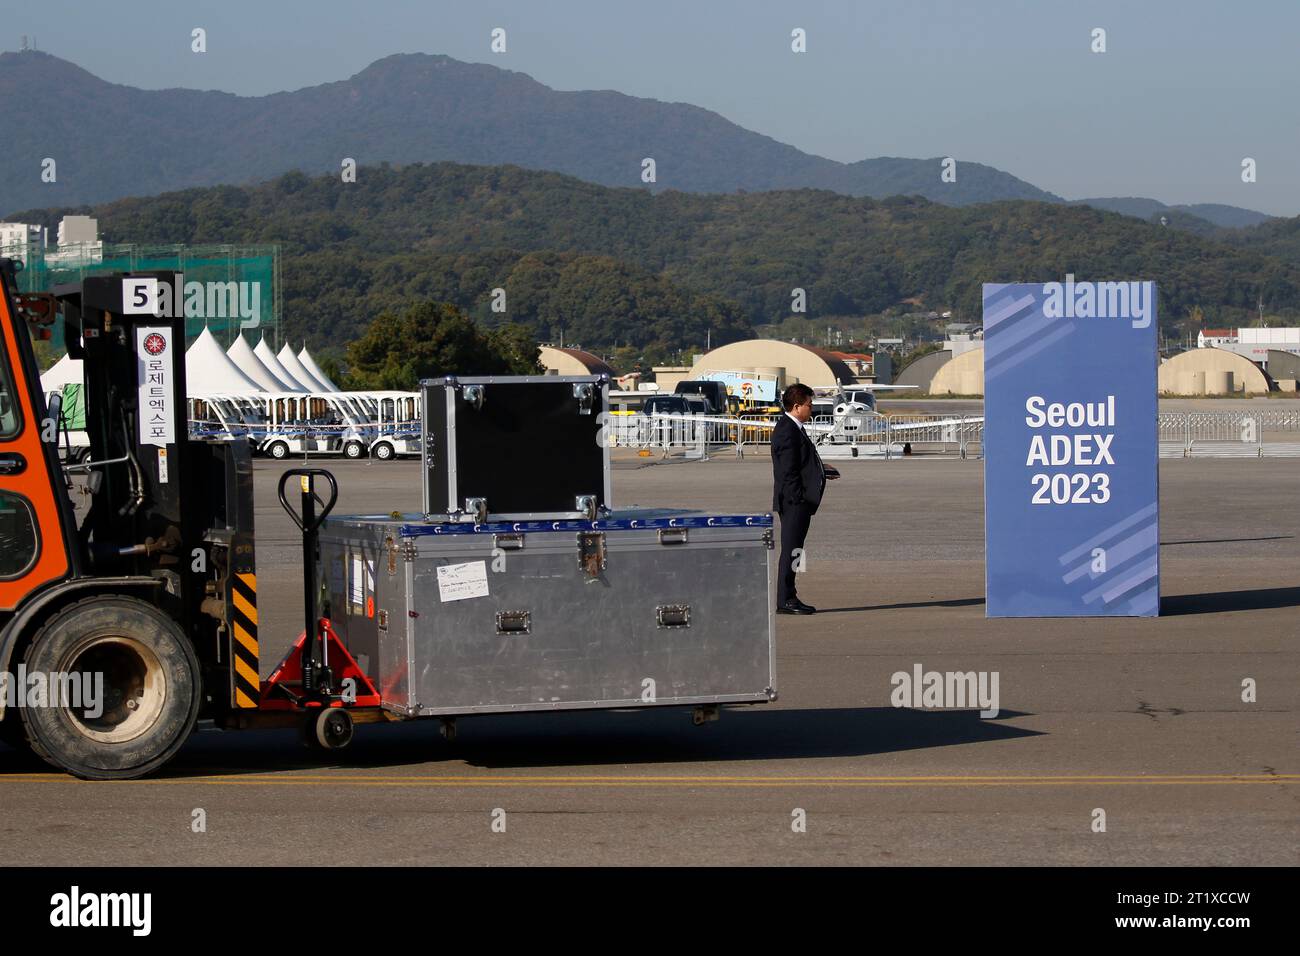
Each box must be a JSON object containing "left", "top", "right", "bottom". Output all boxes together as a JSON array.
[{"left": 0, "top": 262, "right": 373, "bottom": 779}]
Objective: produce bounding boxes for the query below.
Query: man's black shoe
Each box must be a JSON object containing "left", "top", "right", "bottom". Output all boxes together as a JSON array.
[
  {"left": 777, "top": 601, "right": 814, "bottom": 615},
  {"left": 793, "top": 599, "right": 817, "bottom": 613}
]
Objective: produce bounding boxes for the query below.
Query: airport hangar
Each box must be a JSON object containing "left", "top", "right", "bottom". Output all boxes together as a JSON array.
[
  {"left": 543, "top": 339, "right": 868, "bottom": 393},
  {"left": 896, "top": 345, "right": 1278, "bottom": 397},
  {"left": 539, "top": 345, "right": 617, "bottom": 377},
  {"left": 641, "top": 340, "right": 863, "bottom": 394}
]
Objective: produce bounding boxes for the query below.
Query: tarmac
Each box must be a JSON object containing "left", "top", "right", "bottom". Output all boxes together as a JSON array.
[{"left": 1, "top": 451, "right": 1296, "bottom": 865}]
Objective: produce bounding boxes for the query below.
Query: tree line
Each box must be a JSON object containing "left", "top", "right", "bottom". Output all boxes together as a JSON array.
[{"left": 15, "top": 161, "right": 1300, "bottom": 368}]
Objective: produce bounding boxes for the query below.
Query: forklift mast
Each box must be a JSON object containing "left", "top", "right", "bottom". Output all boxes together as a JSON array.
[{"left": 67, "top": 273, "right": 197, "bottom": 576}]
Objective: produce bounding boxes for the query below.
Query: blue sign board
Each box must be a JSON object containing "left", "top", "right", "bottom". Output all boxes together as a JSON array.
[{"left": 983, "top": 279, "right": 1159, "bottom": 617}]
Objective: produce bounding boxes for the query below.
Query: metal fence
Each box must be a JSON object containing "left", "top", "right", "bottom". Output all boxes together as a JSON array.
[
  {"left": 608, "top": 412, "right": 985, "bottom": 460},
  {"left": 607, "top": 413, "right": 748, "bottom": 458},
  {"left": 1159, "top": 409, "right": 1300, "bottom": 458},
  {"left": 613, "top": 410, "right": 1300, "bottom": 460},
  {"left": 871, "top": 414, "right": 984, "bottom": 460}
]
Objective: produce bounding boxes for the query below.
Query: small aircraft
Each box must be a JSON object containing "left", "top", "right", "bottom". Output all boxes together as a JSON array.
[{"left": 805, "top": 385, "right": 983, "bottom": 457}]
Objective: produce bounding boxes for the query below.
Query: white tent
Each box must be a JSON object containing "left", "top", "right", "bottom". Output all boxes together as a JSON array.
[
  {"left": 254, "top": 336, "right": 310, "bottom": 391},
  {"left": 298, "top": 346, "right": 341, "bottom": 392},
  {"left": 186, "top": 328, "right": 263, "bottom": 394},
  {"left": 277, "top": 344, "right": 330, "bottom": 392},
  {"left": 228, "top": 335, "right": 301, "bottom": 392},
  {"left": 41, "top": 352, "right": 84, "bottom": 391}
]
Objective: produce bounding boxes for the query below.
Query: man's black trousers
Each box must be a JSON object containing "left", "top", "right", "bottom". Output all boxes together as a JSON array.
[{"left": 776, "top": 503, "right": 814, "bottom": 606}]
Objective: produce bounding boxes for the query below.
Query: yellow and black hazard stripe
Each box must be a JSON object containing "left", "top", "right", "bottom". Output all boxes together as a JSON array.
[{"left": 230, "top": 571, "right": 260, "bottom": 708}]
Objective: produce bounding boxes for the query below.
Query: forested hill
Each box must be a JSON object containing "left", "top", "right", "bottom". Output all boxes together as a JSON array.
[{"left": 15, "top": 162, "right": 1299, "bottom": 352}]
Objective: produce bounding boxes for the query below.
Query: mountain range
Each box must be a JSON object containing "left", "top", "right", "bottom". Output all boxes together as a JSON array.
[{"left": 0, "top": 50, "right": 1275, "bottom": 229}]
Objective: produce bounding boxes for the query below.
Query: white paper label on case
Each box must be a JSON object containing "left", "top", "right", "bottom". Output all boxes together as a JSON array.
[
  {"left": 350, "top": 554, "right": 365, "bottom": 610},
  {"left": 437, "top": 561, "right": 490, "bottom": 602}
]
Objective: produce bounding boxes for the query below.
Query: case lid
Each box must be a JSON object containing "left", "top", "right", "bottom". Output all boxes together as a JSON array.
[
  {"left": 320, "top": 509, "right": 772, "bottom": 537},
  {"left": 397, "top": 512, "right": 772, "bottom": 537}
]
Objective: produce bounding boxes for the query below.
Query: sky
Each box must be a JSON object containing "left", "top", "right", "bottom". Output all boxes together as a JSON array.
[{"left": 11, "top": 0, "right": 1298, "bottom": 215}]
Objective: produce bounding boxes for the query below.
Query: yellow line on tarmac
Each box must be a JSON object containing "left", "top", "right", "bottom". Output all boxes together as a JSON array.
[{"left": 1, "top": 773, "right": 1296, "bottom": 789}]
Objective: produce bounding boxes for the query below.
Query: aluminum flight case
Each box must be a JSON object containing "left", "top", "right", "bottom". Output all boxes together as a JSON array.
[
  {"left": 318, "top": 510, "right": 776, "bottom": 717},
  {"left": 421, "top": 375, "right": 611, "bottom": 522}
]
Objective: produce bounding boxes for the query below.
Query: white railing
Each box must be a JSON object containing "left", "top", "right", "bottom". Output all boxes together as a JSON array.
[
  {"left": 196, "top": 409, "right": 1300, "bottom": 460},
  {"left": 608, "top": 413, "right": 756, "bottom": 459},
  {"left": 874, "top": 414, "right": 984, "bottom": 459},
  {"left": 608, "top": 410, "right": 1300, "bottom": 460},
  {"left": 1162, "top": 409, "right": 1300, "bottom": 458},
  {"left": 607, "top": 412, "right": 984, "bottom": 459}
]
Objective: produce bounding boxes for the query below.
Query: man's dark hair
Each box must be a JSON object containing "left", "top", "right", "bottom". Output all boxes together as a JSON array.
[{"left": 782, "top": 383, "right": 814, "bottom": 411}]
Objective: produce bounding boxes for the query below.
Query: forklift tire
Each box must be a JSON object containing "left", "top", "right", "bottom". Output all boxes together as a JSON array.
[
  {"left": 373, "top": 442, "right": 395, "bottom": 461},
  {"left": 267, "top": 441, "right": 290, "bottom": 460},
  {"left": 343, "top": 441, "right": 366, "bottom": 460},
  {"left": 19, "top": 596, "right": 202, "bottom": 780}
]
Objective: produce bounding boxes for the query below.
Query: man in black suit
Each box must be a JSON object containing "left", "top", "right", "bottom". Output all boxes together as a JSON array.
[{"left": 771, "top": 383, "right": 839, "bottom": 615}]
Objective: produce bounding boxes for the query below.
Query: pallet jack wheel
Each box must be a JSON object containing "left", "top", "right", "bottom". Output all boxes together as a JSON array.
[{"left": 302, "top": 708, "right": 354, "bottom": 751}]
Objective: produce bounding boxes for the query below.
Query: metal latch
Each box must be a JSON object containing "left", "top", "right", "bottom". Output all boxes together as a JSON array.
[
  {"left": 656, "top": 604, "right": 691, "bottom": 628},
  {"left": 463, "top": 384, "right": 485, "bottom": 411},
  {"left": 575, "top": 495, "right": 598, "bottom": 521},
  {"left": 464, "top": 497, "right": 488, "bottom": 524},
  {"left": 385, "top": 534, "right": 399, "bottom": 575},
  {"left": 657, "top": 528, "right": 688, "bottom": 546},
  {"left": 573, "top": 382, "right": 595, "bottom": 414},
  {"left": 493, "top": 532, "right": 525, "bottom": 551},
  {"left": 577, "top": 532, "right": 606, "bottom": 578},
  {"left": 495, "top": 610, "right": 531, "bottom": 634}
]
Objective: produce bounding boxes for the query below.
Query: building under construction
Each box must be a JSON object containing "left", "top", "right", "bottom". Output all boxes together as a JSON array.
[{"left": 0, "top": 216, "right": 281, "bottom": 349}]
